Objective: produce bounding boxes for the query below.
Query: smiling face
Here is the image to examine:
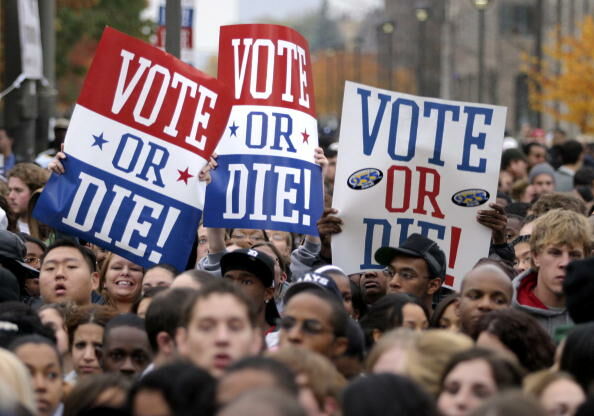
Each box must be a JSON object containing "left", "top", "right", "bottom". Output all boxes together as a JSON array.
[{"left": 102, "top": 254, "right": 143, "bottom": 305}]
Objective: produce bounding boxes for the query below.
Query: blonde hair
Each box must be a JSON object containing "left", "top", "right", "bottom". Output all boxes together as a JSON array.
[
  {"left": 0, "top": 348, "right": 36, "bottom": 414},
  {"left": 268, "top": 346, "right": 346, "bottom": 409},
  {"left": 404, "top": 329, "right": 474, "bottom": 397},
  {"left": 365, "top": 328, "right": 420, "bottom": 372},
  {"left": 524, "top": 369, "right": 579, "bottom": 398},
  {"left": 530, "top": 209, "right": 592, "bottom": 256}
]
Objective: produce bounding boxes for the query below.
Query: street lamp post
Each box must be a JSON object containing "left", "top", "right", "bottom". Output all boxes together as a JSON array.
[
  {"left": 415, "top": 1, "right": 430, "bottom": 96},
  {"left": 470, "top": 0, "right": 491, "bottom": 102}
]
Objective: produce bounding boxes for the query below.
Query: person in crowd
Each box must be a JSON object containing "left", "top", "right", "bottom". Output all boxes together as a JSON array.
[
  {"left": 39, "top": 239, "right": 99, "bottom": 306},
  {"left": 437, "top": 348, "right": 523, "bottom": 416},
  {"left": 217, "top": 356, "right": 299, "bottom": 407},
  {"left": 10, "top": 335, "right": 65, "bottom": 416},
  {"left": 430, "top": 294, "right": 460, "bottom": 331},
  {"left": 102, "top": 313, "right": 152, "bottom": 378},
  {"left": 404, "top": 330, "right": 474, "bottom": 396},
  {"left": 564, "top": 257, "right": 594, "bottom": 324},
  {"left": 176, "top": 279, "right": 261, "bottom": 378},
  {"left": 524, "top": 371, "right": 585, "bottom": 416},
  {"left": 7, "top": 163, "right": 49, "bottom": 234},
  {"left": 530, "top": 192, "right": 587, "bottom": 217},
  {"left": 252, "top": 241, "right": 290, "bottom": 313},
  {"left": 266, "top": 229, "right": 294, "bottom": 259},
  {"left": 279, "top": 286, "right": 348, "bottom": 363},
  {"left": 315, "top": 265, "right": 355, "bottom": 318},
  {"left": 529, "top": 163, "right": 557, "bottom": 198},
  {"left": 0, "top": 230, "right": 40, "bottom": 306},
  {"left": 359, "top": 293, "right": 429, "bottom": 348},
  {"left": 0, "top": 348, "right": 36, "bottom": 415},
  {"left": 221, "top": 248, "right": 278, "bottom": 333},
  {"left": 342, "top": 373, "right": 438, "bottom": 416},
  {"left": 63, "top": 373, "right": 131, "bottom": 416},
  {"left": 501, "top": 148, "right": 528, "bottom": 181},
  {"left": 560, "top": 322, "right": 594, "bottom": 394},
  {"left": 269, "top": 345, "right": 346, "bottom": 416},
  {"left": 0, "top": 301, "right": 56, "bottom": 348},
  {"left": 512, "top": 209, "right": 591, "bottom": 336},
  {"left": 374, "top": 233, "right": 446, "bottom": 313},
  {"left": 38, "top": 303, "right": 72, "bottom": 376},
  {"left": 127, "top": 361, "right": 216, "bottom": 416},
  {"left": 98, "top": 253, "right": 144, "bottom": 313},
  {"left": 366, "top": 328, "right": 420, "bottom": 374},
  {"left": 20, "top": 234, "right": 45, "bottom": 299},
  {"left": 218, "top": 389, "right": 306, "bottom": 416},
  {"left": 554, "top": 140, "right": 584, "bottom": 192},
  {"left": 66, "top": 304, "right": 118, "bottom": 381},
  {"left": 523, "top": 142, "right": 548, "bottom": 170},
  {"left": 511, "top": 235, "right": 532, "bottom": 275},
  {"left": 196, "top": 224, "right": 209, "bottom": 264},
  {"left": 359, "top": 269, "right": 388, "bottom": 306},
  {"left": 144, "top": 287, "right": 195, "bottom": 373},
  {"left": 456, "top": 263, "right": 513, "bottom": 336},
  {"left": 141, "top": 264, "right": 177, "bottom": 291},
  {"left": 131, "top": 286, "right": 167, "bottom": 319},
  {"left": 170, "top": 268, "right": 215, "bottom": 290},
  {"left": 0, "top": 127, "right": 16, "bottom": 176},
  {"left": 473, "top": 309, "right": 555, "bottom": 372}
]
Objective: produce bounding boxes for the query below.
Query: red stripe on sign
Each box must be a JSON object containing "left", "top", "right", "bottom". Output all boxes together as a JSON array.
[
  {"left": 218, "top": 24, "right": 317, "bottom": 117},
  {"left": 77, "top": 27, "right": 231, "bottom": 160}
]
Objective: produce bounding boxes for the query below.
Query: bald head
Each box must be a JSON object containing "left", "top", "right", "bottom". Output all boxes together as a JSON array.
[{"left": 458, "top": 264, "right": 514, "bottom": 335}]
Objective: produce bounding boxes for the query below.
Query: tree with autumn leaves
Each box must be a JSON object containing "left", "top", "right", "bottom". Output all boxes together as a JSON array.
[{"left": 526, "top": 16, "right": 594, "bottom": 133}]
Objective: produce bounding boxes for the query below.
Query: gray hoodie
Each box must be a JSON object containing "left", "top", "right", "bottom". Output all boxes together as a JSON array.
[{"left": 511, "top": 268, "right": 573, "bottom": 337}]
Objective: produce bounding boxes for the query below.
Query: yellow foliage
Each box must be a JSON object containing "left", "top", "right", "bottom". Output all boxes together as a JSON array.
[{"left": 525, "top": 16, "right": 594, "bottom": 133}]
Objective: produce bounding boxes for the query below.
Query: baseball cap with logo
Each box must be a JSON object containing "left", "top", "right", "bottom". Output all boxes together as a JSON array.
[
  {"left": 220, "top": 248, "right": 275, "bottom": 288},
  {"left": 374, "top": 233, "right": 446, "bottom": 279},
  {"left": 284, "top": 271, "right": 343, "bottom": 304}
]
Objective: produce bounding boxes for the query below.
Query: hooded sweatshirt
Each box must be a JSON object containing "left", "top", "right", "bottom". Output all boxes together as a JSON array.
[{"left": 511, "top": 268, "right": 572, "bottom": 336}]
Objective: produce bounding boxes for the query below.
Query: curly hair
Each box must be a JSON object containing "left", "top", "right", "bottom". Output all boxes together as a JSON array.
[
  {"left": 7, "top": 163, "right": 49, "bottom": 192},
  {"left": 473, "top": 309, "right": 555, "bottom": 372}
]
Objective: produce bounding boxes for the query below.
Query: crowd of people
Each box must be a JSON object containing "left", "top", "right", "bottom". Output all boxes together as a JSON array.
[{"left": 0, "top": 121, "right": 593, "bottom": 416}]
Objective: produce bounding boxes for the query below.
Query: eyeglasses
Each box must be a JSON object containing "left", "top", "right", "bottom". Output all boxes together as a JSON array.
[
  {"left": 382, "top": 266, "right": 424, "bottom": 281},
  {"left": 277, "top": 316, "right": 332, "bottom": 336},
  {"left": 24, "top": 256, "right": 41, "bottom": 266}
]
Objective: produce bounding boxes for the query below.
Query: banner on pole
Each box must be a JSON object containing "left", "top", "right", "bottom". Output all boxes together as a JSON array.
[
  {"left": 331, "top": 82, "right": 507, "bottom": 289},
  {"left": 203, "top": 24, "right": 324, "bottom": 236},
  {"left": 34, "top": 27, "right": 231, "bottom": 270}
]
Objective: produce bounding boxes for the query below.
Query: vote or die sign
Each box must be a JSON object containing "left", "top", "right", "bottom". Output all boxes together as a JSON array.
[
  {"left": 33, "top": 28, "right": 231, "bottom": 270},
  {"left": 203, "top": 24, "right": 323, "bottom": 235},
  {"left": 331, "top": 82, "right": 507, "bottom": 289}
]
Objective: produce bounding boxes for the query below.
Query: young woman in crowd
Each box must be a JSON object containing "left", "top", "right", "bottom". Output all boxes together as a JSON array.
[
  {"left": 437, "top": 348, "right": 523, "bottom": 416},
  {"left": 99, "top": 253, "right": 145, "bottom": 313},
  {"left": 524, "top": 371, "right": 585, "bottom": 416},
  {"left": 430, "top": 294, "right": 460, "bottom": 331},
  {"left": 38, "top": 303, "right": 73, "bottom": 377},
  {"left": 63, "top": 373, "right": 131, "bottom": 416},
  {"left": 65, "top": 304, "right": 118, "bottom": 382}
]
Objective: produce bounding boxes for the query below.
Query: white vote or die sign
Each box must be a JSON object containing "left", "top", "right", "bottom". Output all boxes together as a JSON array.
[{"left": 332, "top": 81, "right": 507, "bottom": 289}]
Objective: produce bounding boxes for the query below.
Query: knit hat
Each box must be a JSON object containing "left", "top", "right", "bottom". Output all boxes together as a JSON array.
[{"left": 528, "top": 163, "right": 556, "bottom": 184}]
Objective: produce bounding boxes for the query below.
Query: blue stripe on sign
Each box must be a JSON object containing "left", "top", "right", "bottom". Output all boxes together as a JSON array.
[
  {"left": 33, "top": 155, "right": 200, "bottom": 270},
  {"left": 203, "top": 154, "right": 324, "bottom": 236}
]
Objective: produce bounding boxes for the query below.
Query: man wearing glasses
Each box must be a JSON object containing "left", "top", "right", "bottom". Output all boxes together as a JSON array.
[
  {"left": 278, "top": 273, "right": 349, "bottom": 362},
  {"left": 374, "top": 233, "right": 446, "bottom": 313}
]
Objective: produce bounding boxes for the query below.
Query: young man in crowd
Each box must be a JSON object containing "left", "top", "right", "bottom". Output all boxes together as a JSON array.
[
  {"left": 374, "top": 233, "right": 446, "bottom": 313},
  {"left": 39, "top": 240, "right": 99, "bottom": 306},
  {"left": 512, "top": 209, "right": 591, "bottom": 335},
  {"left": 554, "top": 140, "right": 584, "bottom": 192},
  {"left": 457, "top": 262, "right": 514, "bottom": 336},
  {"left": 176, "top": 279, "right": 262, "bottom": 378}
]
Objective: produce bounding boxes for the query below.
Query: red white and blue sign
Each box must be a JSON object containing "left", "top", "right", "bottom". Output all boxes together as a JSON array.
[
  {"left": 33, "top": 27, "right": 232, "bottom": 270},
  {"left": 203, "top": 24, "right": 324, "bottom": 235}
]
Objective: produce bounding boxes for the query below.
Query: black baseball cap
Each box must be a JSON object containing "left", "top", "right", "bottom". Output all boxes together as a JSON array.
[
  {"left": 374, "top": 233, "right": 446, "bottom": 279},
  {"left": 220, "top": 248, "right": 275, "bottom": 288},
  {"left": 0, "top": 230, "right": 39, "bottom": 280}
]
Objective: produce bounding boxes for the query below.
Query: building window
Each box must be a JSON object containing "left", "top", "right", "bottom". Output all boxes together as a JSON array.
[{"left": 499, "top": 4, "right": 535, "bottom": 35}]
